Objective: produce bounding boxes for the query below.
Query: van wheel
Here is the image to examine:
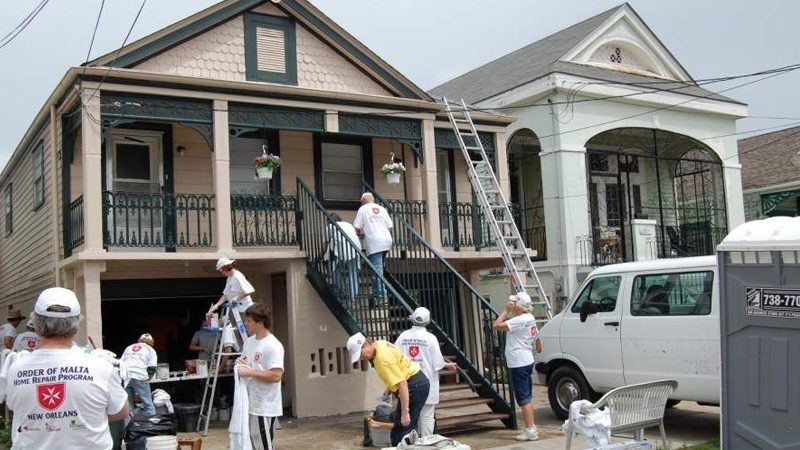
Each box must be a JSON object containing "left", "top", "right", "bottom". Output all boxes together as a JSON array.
[
  {"left": 548, "top": 366, "right": 592, "bottom": 420},
  {"left": 665, "top": 399, "right": 681, "bottom": 408}
]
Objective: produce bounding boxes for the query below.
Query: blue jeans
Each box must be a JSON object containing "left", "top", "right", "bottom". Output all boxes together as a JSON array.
[
  {"left": 332, "top": 257, "right": 359, "bottom": 305},
  {"left": 510, "top": 364, "right": 534, "bottom": 406},
  {"left": 391, "top": 371, "right": 430, "bottom": 446},
  {"left": 367, "top": 251, "right": 387, "bottom": 300},
  {"left": 126, "top": 378, "right": 155, "bottom": 417}
]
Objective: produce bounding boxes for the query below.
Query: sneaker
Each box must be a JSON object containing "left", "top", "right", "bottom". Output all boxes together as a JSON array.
[{"left": 514, "top": 427, "right": 539, "bottom": 441}]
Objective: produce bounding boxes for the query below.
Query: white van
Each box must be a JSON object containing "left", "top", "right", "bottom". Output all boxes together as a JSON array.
[{"left": 535, "top": 256, "right": 719, "bottom": 419}]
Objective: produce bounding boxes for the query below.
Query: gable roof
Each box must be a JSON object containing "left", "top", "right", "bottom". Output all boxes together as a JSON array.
[
  {"left": 738, "top": 126, "right": 800, "bottom": 190},
  {"left": 88, "top": 0, "right": 431, "bottom": 101},
  {"left": 429, "top": 4, "right": 740, "bottom": 105}
]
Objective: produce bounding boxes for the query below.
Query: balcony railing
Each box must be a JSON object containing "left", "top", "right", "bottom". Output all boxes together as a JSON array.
[
  {"left": 382, "top": 199, "right": 426, "bottom": 246},
  {"left": 103, "top": 191, "right": 214, "bottom": 249},
  {"left": 64, "top": 196, "right": 84, "bottom": 256},
  {"left": 231, "top": 194, "right": 297, "bottom": 246}
]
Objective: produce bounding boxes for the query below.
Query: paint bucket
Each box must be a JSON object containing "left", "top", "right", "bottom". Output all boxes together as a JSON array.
[
  {"left": 195, "top": 359, "right": 208, "bottom": 377},
  {"left": 145, "top": 435, "right": 178, "bottom": 450},
  {"left": 156, "top": 363, "right": 169, "bottom": 380}
]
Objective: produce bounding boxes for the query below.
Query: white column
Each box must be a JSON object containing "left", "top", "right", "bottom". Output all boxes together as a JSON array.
[
  {"left": 324, "top": 110, "right": 338, "bottom": 133},
  {"left": 495, "top": 132, "right": 511, "bottom": 199},
  {"left": 421, "top": 119, "right": 441, "bottom": 246},
  {"left": 212, "top": 100, "right": 233, "bottom": 252},
  {"left": 80, "top": 87, "right": 104, "bottom": 252},
  {"left": 75, "top": 261, "right": 106, "bottom": 347},
  {"left": 723, "top": 163, "right": 745, "bottom": 229}
]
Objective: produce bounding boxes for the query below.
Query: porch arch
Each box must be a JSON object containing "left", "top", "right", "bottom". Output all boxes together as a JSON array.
[
  {"left": 507, "top": 128, "right": 546, "bottom": 260},
  {"left": 583, "top": 127, "right": 727, "bottom": 264}
]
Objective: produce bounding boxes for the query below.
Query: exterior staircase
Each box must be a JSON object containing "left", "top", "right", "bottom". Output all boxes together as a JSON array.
[{"left": 296, "top": 179, "right": 516, "bottom": 431}]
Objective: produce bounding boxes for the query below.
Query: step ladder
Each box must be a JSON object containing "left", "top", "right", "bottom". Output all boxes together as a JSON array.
[
  {"left": 196, "top": 306, "right": 247, "bottom": 436},
  {"left": 443, "top": 97, "right": 554, "bottom": 324}
]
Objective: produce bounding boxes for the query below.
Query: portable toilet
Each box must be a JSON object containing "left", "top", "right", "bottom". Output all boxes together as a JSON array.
[{"left": 717, "top": 216, "right": 800, "bottom": 449}]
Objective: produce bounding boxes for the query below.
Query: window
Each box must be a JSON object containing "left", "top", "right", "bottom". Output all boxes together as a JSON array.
[
  {"left": 631, "top": 271, "right": 714, "bottom": 316},
  {"left": 589, "top": 153, "right": 609, "bottom": 172},
  {"left": 606, "top": 184, "right": 623, "bottom": 227},
  {"left": 619, "top": 155, "right": 639, "bottom": 173},
  {"left": 4, "top": 184, "right": 12, "bottom": 235},
  {"left": 314, "top": 135, "right": 372, "bottom": 209},
  {"left": 244, "top": 13, "right": 297, "bottom": 84},
  {"left": 571, "top": 276, "right": 621, "bottom": 313},
  {"left": 32, "top": 142, "right": 44, "bottom": 209}
]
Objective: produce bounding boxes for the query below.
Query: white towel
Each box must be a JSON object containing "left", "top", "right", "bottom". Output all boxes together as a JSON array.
[
  {"left": 229, "top": 365, "right": 252, "bottom": 450},
  {"left": 563, "top": 399, "right": 612, "bottom": 447}
]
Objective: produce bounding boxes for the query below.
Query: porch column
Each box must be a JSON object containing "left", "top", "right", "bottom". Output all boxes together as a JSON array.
[
  {"left": 723, "top": 162, "right": 746, "bottom": 230},
  {"left": 212, "top": 99, "right": 233, "bottom": 252},
  {"left": 74, "top": 261, "right": 106, "bottom": 347},
  {"left": 80, "top": 86, "right": 104, "bottom": 252},
  {"left": 421, "top": 119, "right": 441, "bottom": 247},
  {"left": 495, "top": 131, "right": 511, "bottom": 199}
]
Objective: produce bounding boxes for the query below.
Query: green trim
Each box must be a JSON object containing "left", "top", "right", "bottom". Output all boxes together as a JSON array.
[
  {"left": 434, "top": 128, "right": 496, "bottom": 167},
  {"left": 244, "top": 13, "right": 297, "bottom": 85},
  {"left": 339, "top": 113, "right": 422, "bottom": 162},
  {"left": 101, "top": 93, "right": 212, "bottom": 124},
  {"left": 102, "top": 0, "right": 264, "bottom": 68},
  {"left": 229, "top": 102, "right": 323, "bottom": 133},
  {"left": 761, "top": 189, "right": 800, "bottom": 215},
  {"left": 31, "top": 140, "right": 45, "bottom": 211}
]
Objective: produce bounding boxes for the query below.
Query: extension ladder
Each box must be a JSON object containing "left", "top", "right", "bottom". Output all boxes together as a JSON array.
[
  {"left": 196, "top": 306, "right": 247, "bottom": 436},
  {"left": 443, "top": 97, "right": 554, "bottom": 324}
]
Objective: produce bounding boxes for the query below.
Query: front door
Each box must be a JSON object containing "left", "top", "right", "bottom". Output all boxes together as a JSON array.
[
  {"left": 436, "top": 150, "right": 456, "bottom": 246},
  {"left": 106, "top": 130, "right": 165, "bottom": 249},
  {"left": 559, "top": 274, "right": 625, "bottom": 391}
]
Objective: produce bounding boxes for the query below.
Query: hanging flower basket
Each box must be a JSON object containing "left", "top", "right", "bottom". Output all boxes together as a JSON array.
[
  {"left": 255, "top": 146, "right": 281, "bottom": 180},
  {"left": 381, "top": 153, "right": 405, "bottom": 184}
]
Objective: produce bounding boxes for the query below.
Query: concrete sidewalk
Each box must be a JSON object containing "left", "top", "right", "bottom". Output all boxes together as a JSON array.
[{"left": 180, "top": 385, "right": 719, "bottom": 449}]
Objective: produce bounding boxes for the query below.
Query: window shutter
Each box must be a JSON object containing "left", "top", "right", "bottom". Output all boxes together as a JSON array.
[{"left": 256, "top": 27, "right": 286, "bottom": 74}]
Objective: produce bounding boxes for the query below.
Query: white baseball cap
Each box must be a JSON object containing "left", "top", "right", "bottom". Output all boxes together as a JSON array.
[
  {"left": 347, "top": 332, "right": 366, "bottom": 364},
  {"left": 410, "top": 307, "right": 430, "bottom": 326},
  {"left": 35, "top": 287, "right": 81, "bottom": 318},
  {"left": 512, "top": 292, "right": 532, "bottom": 306},
  {"left": 139, "top": 333, "right": 154, "bottom": 343},
  {"left": 215, "top": 257, "right": 235, "bottom": 271}
]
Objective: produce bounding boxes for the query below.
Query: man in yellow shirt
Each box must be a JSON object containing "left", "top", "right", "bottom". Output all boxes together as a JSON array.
[{"left": 347, "top": 332, "right": 429, "bottom": 445}]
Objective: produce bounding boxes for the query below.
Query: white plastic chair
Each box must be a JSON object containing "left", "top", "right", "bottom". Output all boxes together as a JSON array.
[{"left": 565, "top": 379, "right": 678, "bottom": 449}]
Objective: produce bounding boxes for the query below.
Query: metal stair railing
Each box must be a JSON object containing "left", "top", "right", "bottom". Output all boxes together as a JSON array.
[{"left": 360, "top": 180, "right": 517, "bottom": 427}]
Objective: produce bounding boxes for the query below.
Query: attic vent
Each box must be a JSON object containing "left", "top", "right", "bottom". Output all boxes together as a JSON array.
[
  {"left": 256, "top": 27, "right": 286, "bottom": 73},
  {"left": 610, "top": 47, "right": 622, "bottom": 64}
]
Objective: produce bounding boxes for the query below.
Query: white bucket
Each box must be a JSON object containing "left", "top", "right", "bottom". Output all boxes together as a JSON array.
[
  {"left": 145, "top": 435, "right": 178, "bottom": 450},
  {"left": 156, "top": 363, "right": 169, "bottom": 380},
  {"left": 196, "top": 359, "right": 208, "bottom": 377}
]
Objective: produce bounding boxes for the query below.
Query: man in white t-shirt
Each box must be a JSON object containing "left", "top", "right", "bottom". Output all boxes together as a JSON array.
[
  {"left": 235, "top": 303, "right": 284, "bottom": 450},
  {"left": 208, "top": 257, "right": 255, "bottom": 371},
  {"left": 121, "top": 333, "right": 158, "bottom": 417},
  {"left": 11, "top": 315, "right": 39, "bottom": 352},
  {"left": 394, "top": 307, "right": 457, "bottom": 437},
  {"left": 493, "top": 292, "right": 540, "bottom": 441},
  {"left": 5, "top": 287, "right": 129, "bottom": 450},
  {"left": 321, "top": 213, "right": 361, "bottom": 305},
  {"left": 352, "top": 193, "right": 393, "bottom": 306},
  {"left": 1, "top": 309, "right": 24, "bottom": 349}
]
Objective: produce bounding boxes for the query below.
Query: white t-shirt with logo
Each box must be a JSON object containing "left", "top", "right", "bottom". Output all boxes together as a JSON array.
[
  {"left": 504, "top": 313, "right": 538, "bottom": 368},
  {"left": 394, "top": 326, "right": 446, "bottom": 405},
  {"left": 12, "top": 331, "right": 39, "bottom": 352},
  {"left": 120, "top": 342, "right": 157, "bottom": 380},
  {"left": 5, "top": 348, "right": 128, "bottom": 450},
  {"left": 241, "top": 333, "right": 284, "bottom": 417},
  {"left": 353, "top": 202, "right": 393, "bottom": 256},
  {"left": 224, "top": 270, "right": 255, "bottom": 311},
  {"left": 1, "top": 322, "right": 18, "bottom": 343},
  {"left": 326, "top": 222, "right": 361, "bottom": 261}
]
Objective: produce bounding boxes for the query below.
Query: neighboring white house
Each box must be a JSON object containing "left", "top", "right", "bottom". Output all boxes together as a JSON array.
[
  {"left": 739, "top": 126, "right": 800, "bottom": 220},
  {"left": 431, "top": 3, "right": 747, "bottom": 301}
]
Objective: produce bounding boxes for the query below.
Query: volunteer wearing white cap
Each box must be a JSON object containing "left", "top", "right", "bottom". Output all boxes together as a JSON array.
[
  {"left": 120, "top": 333, "right": 157, "bottom": 417},
  {"left": 394, "top": 307, "right": 458, "bottom": 437},
  {"left": 493, "top": 291, "right": 540, "bottom": 441},
  {"left": 11, "top": 313, "right": 39, "bottom": 352},
  {"left": 207, "top": 257, "right": 255, "bottom": 370},
  {"left": 5, "top": 287, "right": 129, "bottom": 450},
  {"left": 347, "top": 332, "right": 429, "bottom": 446},
  {"left": 352, "top": 192, "right": 393, "bottom": 306}
]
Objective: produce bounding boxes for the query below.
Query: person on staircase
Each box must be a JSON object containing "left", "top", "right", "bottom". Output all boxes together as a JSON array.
[
  {"left": 394, "top": 307, "right": 458, "bottom": 437},
  {"left": 347, "top": 332, "right": 429, "bottom": 446},
  {"left": 493, "top": 292, "right": 539, "bottom": 441},
  {"left": 353, "top": 193, "right": 393, "bottom": 307},
  {"left": 320, "top": 213, "right": 361, "bottom": 306},
  {"left": 121, "top": 333, "right": 158, "bottom": 417},
  {"left": 207, "top": 257, "right": 255, "bottom": 372}
]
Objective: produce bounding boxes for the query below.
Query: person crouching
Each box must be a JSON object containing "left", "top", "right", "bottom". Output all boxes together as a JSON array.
[{"left": 121, "top": 333, "right": 158, "bottom": 417}]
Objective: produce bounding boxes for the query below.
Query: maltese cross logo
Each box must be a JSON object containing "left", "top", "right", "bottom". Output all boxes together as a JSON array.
[
  {"left": 37, "top": 382, "right": 66, "bottom": 411},
  {"left": 372, "top": 207, "right": 380, "bottom": 215},
  {"left": 408, "top": 345, "right": 420, "bottom": 358}
]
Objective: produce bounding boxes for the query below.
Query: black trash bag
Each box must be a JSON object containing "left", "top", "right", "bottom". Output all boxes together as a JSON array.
[
  {"left": 123, "top": 413, "right": 177, "bottom": 450},
  {"left": 373, "top": 404, "right": 394, "bottom": 423}
]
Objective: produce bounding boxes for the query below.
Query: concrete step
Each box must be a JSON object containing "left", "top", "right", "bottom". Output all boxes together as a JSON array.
[
  {"left": 436, "top": 412, "right": 509, "bottom": 429},
  {"left": 438, "top": 397, "right": 494, "bottom": 409}
]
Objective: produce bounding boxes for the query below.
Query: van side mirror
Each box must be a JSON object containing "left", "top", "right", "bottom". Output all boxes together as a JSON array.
[{"left": 579, "top": 301, "right": 598, "bottom": 322}]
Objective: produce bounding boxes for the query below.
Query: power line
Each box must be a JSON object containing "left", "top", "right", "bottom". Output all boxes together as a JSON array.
[
  {"left": 84, "top": 0, "right": 107, "bottom": 68},
  {"left": 0, "top": 0, "right": 50, "bottom": 50}
]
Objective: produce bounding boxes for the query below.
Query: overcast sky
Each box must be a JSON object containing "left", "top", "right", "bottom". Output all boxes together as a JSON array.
[{"left": 1, "top": 0, "right": 798, "bottom": 168}]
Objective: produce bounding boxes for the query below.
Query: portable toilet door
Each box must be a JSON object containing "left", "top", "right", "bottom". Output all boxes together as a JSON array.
[{"left": 717, "top": 216, "right": 800, "bottom": 449}]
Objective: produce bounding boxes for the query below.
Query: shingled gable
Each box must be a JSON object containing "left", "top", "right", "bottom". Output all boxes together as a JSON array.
[
  {"left": 429, "top": 3, "right": 741, "bottom": 106},
  {"left": 86, "top": 0, "right": 431, "bottom": 101}
]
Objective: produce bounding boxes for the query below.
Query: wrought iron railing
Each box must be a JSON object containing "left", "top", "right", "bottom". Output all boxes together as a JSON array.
[
  {"left": 381, "top": 198, "right": 426, "bottom": 245},
  {"left": 66, "top": 196, "right": 84, "bottom": 254},
  {"left": 231, "top": 194, "right": 297, "bottom": 246},
  {"left": 366, "top": 184, "right": 516, "bottom": 426},
  {"left": 102, "top": 191, "right": 214, "bottom": 248}
]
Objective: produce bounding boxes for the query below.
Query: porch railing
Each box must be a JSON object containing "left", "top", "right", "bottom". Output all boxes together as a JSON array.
[
  {"left": 102, "top": 191, "right": 214, "bottom": 248},
  {"left": 381, "top": 199, "right": 426, "bottom": 244},
  {"left": 231, "top": 194, "right": 297, "bottom": 246},
  {"left": 65, "top": 196, "right": 84, "bottom": 255}
]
